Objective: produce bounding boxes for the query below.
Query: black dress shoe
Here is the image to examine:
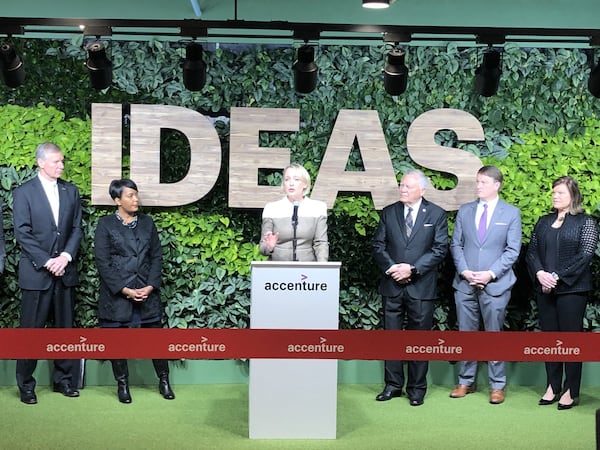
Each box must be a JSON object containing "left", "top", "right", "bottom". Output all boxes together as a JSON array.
[
  {"left": 538, "top": 395, "right": 559, "bottom": 406},
  {"left": 53, "top": 383, "right": 80, "bottom": 398},
  {"left": 409, "top": 398, "right": 424, "bottom": 407},
  {"left": 159, "top": 377, "right": 175, "bottom": 400},
  {"left": 20, "top": 390, "right": 37, "bottom": 405},
  {"left": 375, "top": 387, "right": 402, "bottom": 401}
]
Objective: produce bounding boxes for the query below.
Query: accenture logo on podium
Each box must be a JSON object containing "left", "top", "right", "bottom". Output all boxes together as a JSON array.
[{"left": 263, "top": 273, "right": 328, "bottom": 292}]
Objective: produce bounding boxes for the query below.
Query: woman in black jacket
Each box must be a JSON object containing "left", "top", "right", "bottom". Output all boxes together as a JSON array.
[
  {"left": 94, "top": 179, "right": 174, "bottom": 404},
  {"left": 526, "top": 176, "right": 598, "bottom": 410}
]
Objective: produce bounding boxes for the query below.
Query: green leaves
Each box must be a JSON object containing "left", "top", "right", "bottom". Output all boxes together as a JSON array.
[
  {"left": 165, "top": 261, "right": 251, "bottom": 329},
  {"left": 489, "top": 118, "right": 600, "bottom": 240},
  {"left": 1, "top": 39, "right": 600, "bottom": 332}
]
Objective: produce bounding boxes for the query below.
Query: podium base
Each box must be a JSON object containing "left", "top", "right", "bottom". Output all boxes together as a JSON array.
[{"left": 249, "top": 358, "right": 337, "bottom": 439}]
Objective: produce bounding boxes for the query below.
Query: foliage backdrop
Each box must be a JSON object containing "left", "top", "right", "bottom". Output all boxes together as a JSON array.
[{"left": 0, "top": 38, "right": 599, "bottom": 331}]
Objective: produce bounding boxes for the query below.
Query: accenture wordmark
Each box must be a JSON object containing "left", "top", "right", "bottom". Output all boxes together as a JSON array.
[
  {"left": 46, "top": 335, "right": 106, "bottom": 353},
  {"left": 523, "top": 339, "right": 581, "bottom": 356},
  {"left": 264, "top": 273, "right": 328, "bottom": 292},
  {"left": 405, "top": 338, "right": 463, "bottom": 355},
  {"left": 168, "top": 336, "right": 227, "bottom": 353},
  {"left": 287, "top": 337, "right": 345, "bottom": 354}
]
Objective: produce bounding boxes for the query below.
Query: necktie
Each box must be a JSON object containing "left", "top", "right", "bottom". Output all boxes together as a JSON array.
[
  {"left": 478, "top": 203, "right": 488, "bottom": 242},
  {"left": 406, "top": 207, "right": 413, "bottom": 237}
]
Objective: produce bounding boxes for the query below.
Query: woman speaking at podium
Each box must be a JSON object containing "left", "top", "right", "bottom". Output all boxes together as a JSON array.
[{"left": 259, "top": 163, "right": 329, "bottom": 262}]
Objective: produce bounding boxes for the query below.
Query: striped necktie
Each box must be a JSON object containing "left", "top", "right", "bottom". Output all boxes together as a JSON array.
[{"left": 406, "top": 207, "right": 413, "bottom": 237}]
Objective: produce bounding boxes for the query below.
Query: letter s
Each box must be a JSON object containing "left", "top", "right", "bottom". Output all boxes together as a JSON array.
[{"left": 406, "top": 108, "right": 484, "bottom": 211}]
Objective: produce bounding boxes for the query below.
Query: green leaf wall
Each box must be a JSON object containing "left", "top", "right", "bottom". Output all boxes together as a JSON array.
[{"left": 0, "top": 39, "right": 599, "bottom": 331}]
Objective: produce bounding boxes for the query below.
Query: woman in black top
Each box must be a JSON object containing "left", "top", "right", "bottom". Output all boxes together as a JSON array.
[
  {"left": 526, "top": 176, "right": 598, "bottom": 410},
  {"left": 94, "top": 179, "right": 175, "bottom": 403}
]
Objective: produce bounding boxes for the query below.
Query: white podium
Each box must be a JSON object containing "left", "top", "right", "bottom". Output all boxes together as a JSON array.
[{"left": 249, "top": 261, "right": 341, "bottom": 439}]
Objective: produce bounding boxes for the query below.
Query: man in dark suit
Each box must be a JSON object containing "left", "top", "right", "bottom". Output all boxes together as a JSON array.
[
  {"left": 372, "top": 169, "right": 448, "bottom": 406},
  {"left": 449, "top": 165, "right": 521, "bottom": 405},
  {"left": 13, "top": 142, "right": 83, "bottom": 404}
]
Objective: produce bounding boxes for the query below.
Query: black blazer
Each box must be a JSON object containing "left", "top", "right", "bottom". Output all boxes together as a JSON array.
[
  {"left": 94, "top": 212, "right": 162, "bottom": 322},
  {"left": 372, "top": 198, "right": 448, "bottom": 300},
  {"left": 526, "top": 212, "right": 599, "bottom": 294},
  {"left": 13, "top": 176, "right": 83, "bottom": 289}
]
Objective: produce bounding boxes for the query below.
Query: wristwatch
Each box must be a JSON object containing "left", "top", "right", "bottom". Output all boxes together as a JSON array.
[{"left": 551, "top": 272, "right": 559, "bottom": 281}]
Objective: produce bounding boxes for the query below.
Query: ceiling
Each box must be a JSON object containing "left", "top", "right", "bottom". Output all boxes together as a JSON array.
[{"left": 2, "top": 0, "right": 600, "bottom": 46}]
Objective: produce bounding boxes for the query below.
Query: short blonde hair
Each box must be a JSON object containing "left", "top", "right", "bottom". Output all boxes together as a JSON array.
[{"left": 282, "top": 163, "right": 311, "bottom": 195}]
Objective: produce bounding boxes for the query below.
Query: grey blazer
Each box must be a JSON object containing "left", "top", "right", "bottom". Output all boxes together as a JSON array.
[
  {"left": 451, "top": 199, "right": 522, "bottom": 296},
  {"left": 259, "top": 196, "right": 329, "bottom": 262}
]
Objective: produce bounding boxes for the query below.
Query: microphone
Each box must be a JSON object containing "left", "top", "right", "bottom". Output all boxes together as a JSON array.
[
  {"left": 292, "top": 201, "right": 299, "bottom": 226},
  {"left": 292, "top": 201, "right": 299, "bottom": 261}
]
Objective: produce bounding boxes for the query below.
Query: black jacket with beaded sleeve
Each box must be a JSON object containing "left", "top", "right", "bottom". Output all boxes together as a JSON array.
[{"left": 526, "top": 212, "right": 599, "bottom": 294}]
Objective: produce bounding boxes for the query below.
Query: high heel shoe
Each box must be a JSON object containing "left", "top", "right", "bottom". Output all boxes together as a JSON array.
[
  {"left": 538, "top": 394, "right": 559, "bottom": 406},
  {"left": 557, "top": 398, "right": 579, "bottom": 410}
]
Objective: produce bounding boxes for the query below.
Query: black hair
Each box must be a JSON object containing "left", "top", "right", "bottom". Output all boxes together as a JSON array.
[{"left": 108, "top": 179, "right": 138, "bottom": 199}]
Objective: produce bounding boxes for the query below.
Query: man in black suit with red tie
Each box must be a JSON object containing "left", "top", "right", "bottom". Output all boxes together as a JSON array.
[
  {"left": 372, "top": 169, "right": 448, "bottom": 406},
  {"left": 13, "top": 142, "right": 83, "bottom": 404}
]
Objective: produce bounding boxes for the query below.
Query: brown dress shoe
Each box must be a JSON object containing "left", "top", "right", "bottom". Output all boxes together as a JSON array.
[
  {"left": 450, "top": 384, "right": 475, "bottom": 398},
  {"left": 490, "top": 389, "right": 505, "bottom": 404}
]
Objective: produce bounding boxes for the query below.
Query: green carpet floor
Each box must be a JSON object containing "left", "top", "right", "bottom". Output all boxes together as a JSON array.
[{"left": 0, "top": 384, "right": 596, "bottom": 449}]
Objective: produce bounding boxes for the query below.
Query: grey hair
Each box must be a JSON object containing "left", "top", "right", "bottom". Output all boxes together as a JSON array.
[
  {"left": 402, "top": 169, "right": 429, "bottom": 189},
  {"left": 35, "top": 142, "right": 62, "bottom": 161}
]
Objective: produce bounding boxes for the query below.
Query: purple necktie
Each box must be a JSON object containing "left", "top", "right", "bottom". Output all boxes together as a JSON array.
[{"left": 478, "top": 203, "right": 488, "bottom": 242}]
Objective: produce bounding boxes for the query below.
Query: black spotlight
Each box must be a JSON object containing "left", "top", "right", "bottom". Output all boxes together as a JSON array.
[
  {"left": 474, "top": 49, "right": 502, "bottom": 97},
  {"left": 293, "top": 45, "right": 318, "bottom": 94},
  {"left": 588, "top": 58, "right": 600, "bottom": 98},
  {"left": 86, "top": 41, "right": 112, "bottom": 90},
  {"left": 383, "top": 48, "right": 408, "bottom": 96},
  {"left": 0, "top": 42, "right": 25, "bottom": 88},
  {"left": 183, "top": 42, "right": 206, "bottom": 91}
]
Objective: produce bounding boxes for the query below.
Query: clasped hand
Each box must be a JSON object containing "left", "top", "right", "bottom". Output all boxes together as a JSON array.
[
  {"left": 388, "top": 263, "right": 412, "bottom": 284},
  {"left": 462, "top": 270, "right": 493, "bottom": 290},
  {"left": 536, "top": 270, "right": 557, "bottom": 294},
  {"left": 126, "top": 286, "right": 153, "bottom": 302},
  {"left": 45, "top": 255, "right": 68, "bottom": 277}
]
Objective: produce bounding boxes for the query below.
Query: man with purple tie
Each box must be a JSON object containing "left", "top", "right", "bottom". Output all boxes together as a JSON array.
[{"left": 449, "top": 165, "right": 521, "bottom": 405}]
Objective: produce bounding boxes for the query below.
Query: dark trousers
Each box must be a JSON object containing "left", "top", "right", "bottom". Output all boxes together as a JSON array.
[
  {"left": 383, "top": 290, "right": 434, "bottom": 400},
  {"left": 107, "top": 321, "right": 169, "bottom": 381},
  {"left": 16, "top": 282, "right": 75, "bottom": 391},
  {"left": 537, "top": 291, "right": 587, "bottom": 398}
]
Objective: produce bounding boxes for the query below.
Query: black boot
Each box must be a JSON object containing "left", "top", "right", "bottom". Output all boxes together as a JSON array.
[
  {"left": 153, "top": 359, "right": 175, "bottom": 400},
  {"left": 111, "top": 360, "right": 132, "bottom": 404}
]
